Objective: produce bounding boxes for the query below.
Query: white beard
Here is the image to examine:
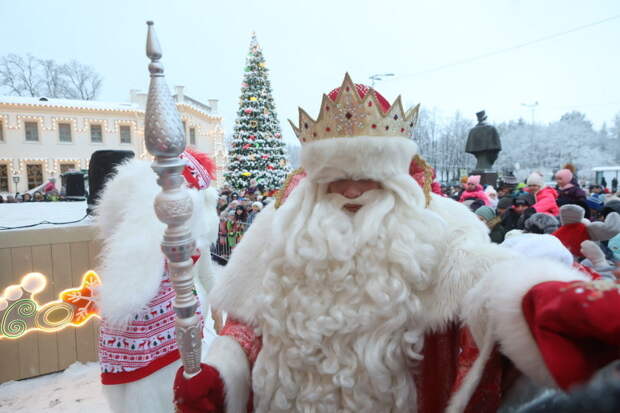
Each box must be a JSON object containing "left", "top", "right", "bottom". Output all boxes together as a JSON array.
[{"left": 251, "top": 176, "right": 449, "bottom": 413}]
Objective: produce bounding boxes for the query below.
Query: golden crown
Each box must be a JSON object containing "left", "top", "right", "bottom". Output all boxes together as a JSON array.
[{"left": 289, "top": 73, "right": 419, "bottom": 144}]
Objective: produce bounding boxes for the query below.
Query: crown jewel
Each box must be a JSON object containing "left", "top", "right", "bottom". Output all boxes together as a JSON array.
[{"left": 289, "top": 73, "right": 419, "bottom": 144}]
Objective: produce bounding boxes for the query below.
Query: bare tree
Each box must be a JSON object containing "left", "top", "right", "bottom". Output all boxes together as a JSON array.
[
  {"left": 0, "top": 54, "right": 102, "bottom": 100},
  {"left": 0, "top": 54, "right": 42, "bottom": 96},
  {"left": 39, "top": 59, "right": 68, "bottom": 98},
  {"left": 61, "top": 60, "right": 102, "bottom": 100}
]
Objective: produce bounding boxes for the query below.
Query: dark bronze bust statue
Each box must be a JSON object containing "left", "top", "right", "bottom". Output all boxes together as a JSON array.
[{"left": 465, "top": 110, "right": 501, "bottom": 171}]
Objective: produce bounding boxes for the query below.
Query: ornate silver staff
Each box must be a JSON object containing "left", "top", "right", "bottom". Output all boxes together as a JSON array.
[{"left": 144, "top": 21, "right": 202, "bottom": 377}]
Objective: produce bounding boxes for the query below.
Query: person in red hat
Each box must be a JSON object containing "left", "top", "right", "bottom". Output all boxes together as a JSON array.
[
  {"left": 173, "top": 75, "right": 620, "bottom": 413},
  {"left": 94, "top": 148, "right": 219, "bottom": 413}
]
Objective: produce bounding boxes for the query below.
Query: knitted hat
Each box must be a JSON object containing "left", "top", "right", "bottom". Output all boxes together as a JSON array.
[
  {"left": 251, "top": 201, "right": 263, "bottom": 210},
  {"left": 497, "top": 197, "right": 513, "bottom": 210},
  {"left": 555, "top": 168, "right": 573, "bottom": 183},
  {"left": 524, "top": 213, "right": 559, "bottom": 234},
  {"left": 179, "top": 149, "right": 216, "bottom": 190},
  {"left": 526, "top": 172, "right": 544, "bottom": 187},
  {"left": 467, "top": 175, "right": 481, "bottom": 185},
  {"left": 475, "top": 206, "right": 496, "bottom": 221}
]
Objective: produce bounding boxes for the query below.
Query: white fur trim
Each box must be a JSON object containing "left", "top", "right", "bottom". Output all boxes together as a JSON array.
[
  {"left": 501, "top": 234, "right": 573, "bottom": 267},
  {"left": 204, "top": 336, "right": 250, "bottom": 413},
  {"left": 102, "top": 358, "right": 180, "bottom": 413},
  {"left": 94, "top": 159, "right": 219, "bottom": 324},
  {"left": 463, "top": 258, "right": 589, "bottom": 388},
  {"left": 419, "top": 195, "right": 515, "bottom": 331},
  {"left": 446, "top": 327, "right": 495, "bottom": 413},
  {"left": 209, "top": 203, "right": 277, "bottom": 326},
  {"left": 301, "top": 136, "right": 418, "bottom": 182}
]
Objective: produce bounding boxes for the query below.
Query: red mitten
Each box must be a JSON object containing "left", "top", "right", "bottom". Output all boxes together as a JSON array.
[
  {"left": 174, "top": 363, "right": 225, "bottom": 413},
  {"left": 522, "top": 280, "right": 620, "bottom": 390}
]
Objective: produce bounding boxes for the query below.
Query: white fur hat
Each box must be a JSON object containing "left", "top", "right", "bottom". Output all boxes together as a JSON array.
[{"left": 291, "top": 74, "right": 420, "bottom": 183}]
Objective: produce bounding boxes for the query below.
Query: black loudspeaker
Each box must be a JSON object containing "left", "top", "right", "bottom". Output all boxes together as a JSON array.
[
  {"left": 87, "top": 150, "right": 135, "bottom": 214},
  {"left": 62, "top": 172, "right": 86, "bottom": 199}
]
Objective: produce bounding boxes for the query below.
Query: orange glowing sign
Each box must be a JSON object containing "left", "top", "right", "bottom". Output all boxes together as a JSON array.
[{"left": 0, "top": 271, "right": 101, "bottom": 339}]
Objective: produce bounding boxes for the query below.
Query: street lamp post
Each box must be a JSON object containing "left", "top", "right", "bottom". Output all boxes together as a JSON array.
[
  {"left": 521, "top": 101, "right": 539, "bottom": 165},
  {"left": 369, "top": 73, "right": 395, "bottom": 87},
  {"left": 12, "top": 172, "right": 20, "bottom": 193}
]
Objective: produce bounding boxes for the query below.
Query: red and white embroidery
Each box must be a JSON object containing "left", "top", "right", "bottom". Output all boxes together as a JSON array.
[{"left": 99, "top": 271, "right": 203, "bottom": 384}]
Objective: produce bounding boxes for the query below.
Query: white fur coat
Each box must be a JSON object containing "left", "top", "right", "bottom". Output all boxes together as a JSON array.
[{"left": 94, "top": 159, "right": 219, "bottom": 324}]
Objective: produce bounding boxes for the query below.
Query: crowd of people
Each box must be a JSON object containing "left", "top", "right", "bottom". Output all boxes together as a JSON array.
[
  {"left": 211, "top": 178, "right": 275, "bottom": 263},
  {"left": 0, "top": 179, "right": 64, "bottom": 203},
  {"left": 440, "top": 166, "right": 620, "bottom": 263}
]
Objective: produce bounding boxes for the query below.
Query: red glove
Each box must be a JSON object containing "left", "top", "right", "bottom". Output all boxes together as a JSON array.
[
  {"left": 174, "top": 363, "right": 225, "bottom": 413},
  {"left": 523, "top": 279, "right": 620, "bottom": 390}
]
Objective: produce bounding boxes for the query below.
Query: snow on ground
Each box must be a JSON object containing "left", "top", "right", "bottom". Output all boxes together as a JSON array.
[
  {"left": 0, "top": 361, "right": 107, "bottom": 413},
  {"left": 0, "top": 201, "right": 90, "bottom": 231},
  {"left": 0, "top": 323, "right": 218, "bottom": 412}
]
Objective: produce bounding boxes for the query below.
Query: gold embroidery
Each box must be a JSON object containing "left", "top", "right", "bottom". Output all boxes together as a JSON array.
[{"left": 274, "top": 167, "right": 305, "bottom": 209}]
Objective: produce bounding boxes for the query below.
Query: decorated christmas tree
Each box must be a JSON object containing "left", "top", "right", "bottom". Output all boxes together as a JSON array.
[{"left": 225, "top": 33, "right": 290, "bottom": 192}]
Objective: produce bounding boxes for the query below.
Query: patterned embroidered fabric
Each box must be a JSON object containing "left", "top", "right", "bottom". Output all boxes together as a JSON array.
[
  {"left": 99, "top": 271, "right": 203, "bottom": 384},
  {"left": 220, "top": 317, "right": 262, "bottom": 368}
]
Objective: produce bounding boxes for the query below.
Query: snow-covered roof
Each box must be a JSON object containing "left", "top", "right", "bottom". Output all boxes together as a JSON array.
[
  {"left": 592, "top": 166, "right": 620, "bottom": 171},
  {"left": 0, "top": 96, "right": 142, "bottom": 112}
]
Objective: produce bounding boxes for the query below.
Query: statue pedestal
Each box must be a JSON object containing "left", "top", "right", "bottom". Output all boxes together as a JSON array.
[{"left": 470, "top": 170, "right": 498, "bottom": 187}]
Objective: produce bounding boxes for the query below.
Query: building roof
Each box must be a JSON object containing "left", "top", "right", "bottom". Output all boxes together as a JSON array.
[{"left": 0, "top": 96, "right": 141, "bottom": 112}]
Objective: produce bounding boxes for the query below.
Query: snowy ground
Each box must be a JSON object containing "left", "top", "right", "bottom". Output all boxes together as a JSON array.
[
  {"left": 0, "top": 201, "right": 90, "bottom": 231},
  {"left": 0, "top": 323, "right": 217, "bottom": 412},
  {"left": 0, "top": 361, "right": 107, "bottom": 412}
]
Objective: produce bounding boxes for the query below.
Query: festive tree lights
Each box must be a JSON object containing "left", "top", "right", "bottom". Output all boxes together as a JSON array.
[
  {"left": 224, "top": 33, "right": 290, "bottom": 192},
  {"left": 0, "top": 270, "right": 101, "bottom": 339}
]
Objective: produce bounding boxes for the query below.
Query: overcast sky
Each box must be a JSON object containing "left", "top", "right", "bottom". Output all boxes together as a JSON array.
[{"left": 0, "top": 0, "right": 619, "bottom": 144}]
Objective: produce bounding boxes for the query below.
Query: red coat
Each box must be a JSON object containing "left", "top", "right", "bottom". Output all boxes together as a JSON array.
[
  {"left": 174, "top": 276, "right": 620, "bottom": 413},
  {"left": 532, "top": 186, "right": 560, "bottom": 216},
  {"left": 459, "top": 185, "right": 491, "bottom": 206}
]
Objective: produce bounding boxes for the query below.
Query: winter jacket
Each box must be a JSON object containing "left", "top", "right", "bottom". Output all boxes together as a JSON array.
[
  {"left": 531, "top": 186, "right": 560, "bottom": 216},
  {"left": 487, "top": 216, "right": 507, "bottom": 244},
  {"left": 459, "top": 185, "right": 491, "bottom": 206},
  {"left": 556, "top": 185, "right": 590, "bottom": 218},
  {"left": 501, "top": 208, "right": 524, "bottom": 232}
]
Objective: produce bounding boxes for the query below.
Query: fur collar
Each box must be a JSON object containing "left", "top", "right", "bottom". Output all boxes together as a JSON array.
[{"left": 94, "top": 159, "right": 219, "bottom": 324}]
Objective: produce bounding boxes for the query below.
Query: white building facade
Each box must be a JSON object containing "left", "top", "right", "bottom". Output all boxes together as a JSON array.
[{"left": 0, "top": 86, "right": 227, "bottom": 194}]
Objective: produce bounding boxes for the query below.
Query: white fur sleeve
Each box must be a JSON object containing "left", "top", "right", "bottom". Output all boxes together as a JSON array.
[
  {"left": 203, "top": 335, "right": 251, "bottom": 413},
  {"left": 463, "top": 258, "right": 589, "bottom": 387},
  {"left": 208, "top": 203, "right": 276, "bottom": 325}
]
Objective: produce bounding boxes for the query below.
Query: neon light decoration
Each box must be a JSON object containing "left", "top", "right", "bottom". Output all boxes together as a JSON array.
[{"left": 0, "top": 271, "right": 101, "bottom": 339}]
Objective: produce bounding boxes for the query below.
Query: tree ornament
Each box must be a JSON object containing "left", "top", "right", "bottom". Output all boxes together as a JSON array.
[
  {"left": 224, "top": 33, "right": 291, "bottom": 192},
  {"left": 275, "top": 132, "right": 281, "bottom": 138}
]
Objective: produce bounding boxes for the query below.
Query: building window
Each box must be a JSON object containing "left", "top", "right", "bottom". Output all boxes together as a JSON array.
[
  {"left": 60, "top": 163, "right": 76, "bottom": 174},
  {"left": 26, "top": 164, "right": 43, "bottom": 189},
  {"left": 182, "top": 121, "right": 187, "bottom": 137},
  {"left": 90, "top": 124, "right": 103, "bottom": 143},
  {"left": 0, "top": 164, "right": 8, "bottom": 192},
  {"left": 189, "top": 128, "right": 196, "bottom": 145},
  {"left": 25, "top": 121, "right": 39, "bottom": 142},
  {"left": 58, "top": 123, "right": 72, "bottom": 142},
  {"left": 120, "top": 125, "right": 131, "bottom": 144}
]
